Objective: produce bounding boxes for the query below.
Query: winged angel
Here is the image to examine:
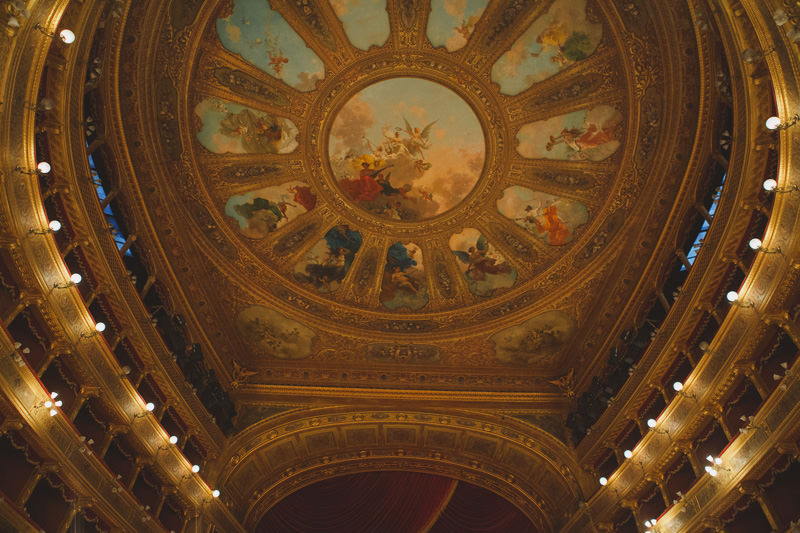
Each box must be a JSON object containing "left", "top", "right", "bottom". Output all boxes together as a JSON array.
[
  {"left": 453, "top": 234, "right": 513, "bottom": 281},
  {"left": 400, "top": 117, "right": 436, "bottom": 172}
]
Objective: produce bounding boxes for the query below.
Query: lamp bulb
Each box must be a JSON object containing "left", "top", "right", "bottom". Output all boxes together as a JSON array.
[
  {"left": 36, "top": 162, "right": 51, "bottom": 174},
  {"left": 647, "top": 418, "right": 657, "bottom": 428},
  {"left": 599, "top": 477, "right": 608, "bottom": 486},
  {"left": 169, "top": 435, "right": 178, "bottom": 444},
  {"left": 145, "top": 402, "right": 155, "bottom": 412},
  {"left": 48, "top": 220, "right": 62, "bottom": 232},
  {"left": 59, "top": 29, "right": 75, "bottom": 44},
  {"left": 623, "top": 449, "right": 632, "bottom": 459},
  {"left": 212, "top": 489, "right": 220, "bottom": 498},
  {"left": 191, "top": 464, "right": 200, "bottom": 473},
  {"left": 94, "top": 322, "right": 106, "bottom": 332},
  {"left": 763, "top": 178, "right": 778, "bottom": 191},
  {"left": 70, "top": 273, "right": 82, "bottom": 284},
  {"left": 673, "top": 381, "right": 683, "bottom": 391},
  {"left": 726, "top": 291, "right": 739, "bottom": 302},
  {"left": 749, "top": 238, "right": 762, "bottom": 250}
]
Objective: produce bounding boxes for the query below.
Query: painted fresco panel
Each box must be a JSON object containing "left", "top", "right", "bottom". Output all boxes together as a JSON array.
[
  {"left": 449, "top": 229, "right": 516, "bottom": 297},
  {"left": 426, "top": 0, "right": 489, "bottom": 52},
  {"left": 496, "top": 186, "right": 588, "bottom": 245},
  {"left": 329, "top": 0, "right": 390, "bottom": 50},
  {"left": 217, "top": 0, "right": 324, "bottom": 91},
  {"left": 516, "top": 105, "right": 622, "bottom": 161},
  {"left": 196, "top": 98, "right": 299, "bottom": 154},
  {"left": 380, "top": 242, "right": 429, "bottom": 310},
  {"left": 226, "top": 181, "right": 317, "bottom": 238},
  {"left": 236, "top": 305, "right": 316, "bottom": 359},
  {"left": 491, "top": 310, "right": 575, "bottom": 365},
  {"left": 294, "top": 226, "right": 363, "bottom": 293},
  {"left": 491, "top": 0, "right": 601, "bottom": 95}
]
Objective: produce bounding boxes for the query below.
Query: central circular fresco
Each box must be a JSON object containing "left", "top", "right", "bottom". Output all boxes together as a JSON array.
[{"left": 328, "top": 77, "right": 485, "bottom": 222}]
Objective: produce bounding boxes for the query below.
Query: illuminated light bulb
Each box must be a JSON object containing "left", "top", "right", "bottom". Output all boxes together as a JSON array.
[
  {"left": 94, "top": 322, "right": 106, "bottom": 332},
  {"left": 704, "top": 465, "right": 718, "bottom": 476},
  {"left": 647, "top": 418, "right": 657, "bottom": 428},
  {"left": 749, "top": 238, "right": 762, "bottom": 250},
  {"left": 212, "top": 489, "right": 220, "bottom": 498},
  {"left": 44, "top": 400, "right": 52, "bottom": 408},
  {"left": 48, "top": 220, "right": 62, "bottom": 232},
  {"left": 59, "top": 29, "right": 75, "bottom": 44},
  {"left": 50, "top": 392, "right": 59, "bottom": 399},
  {"left": 54, "top": 400, "right": 62, "bottom": 407},
  {"left": 673, "top": 381, "right": 684, "bottom": 392},
  {"left": 191, "top": 464, "right": 200, "bottom": 473},
  {"left": 599, "top": 477, "right": 608, "bottom": 486},
  {"left": 763, "top": 178, "right": 778, "bottom": 191},
  {"left": 145, "top": 402, "right": 155, "bottom": 412},
  {"left": 766, "top": 116, "right": 782, "bottom": 130},
  {"left": 37, "top": 162, "right": 51, "bottom": 174},
  {"left": 70, "top": 273, "right": 82, "bottom": 284},
  {"left": 623, "top": 449, "right": 633, "bottom": 459},
  {"left": 49, "top": 409, "right": 57, "bottom": 416},
  {"left": 169, "top": 435, "right": 178, "bottom": 444},
  {"left": 726, "top": 291, "right": 739, "bottom": 302}
]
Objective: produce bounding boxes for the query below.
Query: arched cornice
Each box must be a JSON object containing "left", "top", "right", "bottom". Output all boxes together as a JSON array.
[{"left": 213, "top": 407, "right": 592, "bottom": 532}]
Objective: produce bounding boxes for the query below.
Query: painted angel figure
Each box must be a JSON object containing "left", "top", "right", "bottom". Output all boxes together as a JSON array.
[
  {"left": 453, "top": 234, "right": 512, "bottom": 281},
  {"left": 401, "top": 117, "right": 437, "bottom": 171}
]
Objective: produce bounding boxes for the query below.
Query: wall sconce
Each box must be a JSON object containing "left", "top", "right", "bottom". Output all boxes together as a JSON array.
[
  {"left": 133, "top": 402, "right": 155, "bottom": 419},
  {"left": 80, "top": 321, "right": 106, "bottom": 339},
  {"left": 726, "top": 291, "right": 754, "bottom": 308},
  {"left": 673, "top": 381, "right": 697, "bottom": 400},
  {"left": 26, "top": 97, "right": 54, "bottom": 112},
  {"left": 32, "top": 23, "right": 75, "bottom": 43},
  {"left": 739, "top": 415, "right": 769, "bottom": 435},
  {"left": 36, "top": 391, "right": 62, "bottom": 416},
  {"left": 741, "top": 47, "right": 776, "bottom": 63},
  {"left": 53, "top": 273, "right": 82, "bottom": 289},
  {"left": 773, "top": 361, "right": 793, "bottom": 391},
  {"left": 766, "top": 114, "right": 800, "bottom": 131},
  {"left": 762, "top": 178, "right": 799, "bottom": 193},
  {"left": 29, "top": 220, "right": 62, "bottom": 235},
  {"left": 6, "top": 342, "right": 29, "bottom": 366},
  {"left": 158, "top": 435, "right": 179, "bottom": 451},
  {"left": 748, "top": 238, "right": 782, "bottom": 255},
  {"left": 598, "top": 477, "right": 621, "bottom": 497},
  {"left": 704, "top": 455, "right": 730, "bottom": 476},
  {"left": 15, "top": 162, "right": 51, "bottom": 175},
  {"left": 647, "top": 418, "right": 671, "bottom": 437}
]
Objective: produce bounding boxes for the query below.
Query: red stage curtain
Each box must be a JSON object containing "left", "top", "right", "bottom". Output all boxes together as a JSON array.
[
  {"left": 257, "top": 471, "right": 536, "bottom": 533},
  {"left": 257, "top": 471, "right": 456, "bottom": 533},
  {"left": 428, "top": 481, "right": 536, "bottom": 533}
]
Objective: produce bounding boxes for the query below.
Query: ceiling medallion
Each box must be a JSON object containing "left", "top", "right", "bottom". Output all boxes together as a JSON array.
[
  {"left": 308, "top": 54, "right": 507, "bottom": 237},
  {"left": 327, "top": 77, "right": 486, "bottom": 223}
]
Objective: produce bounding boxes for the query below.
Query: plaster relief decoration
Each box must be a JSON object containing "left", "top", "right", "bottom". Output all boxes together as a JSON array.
[
  {"left": 329, "top": 78, "right": 485, "bottom": 221},
  {"left": 380, "top": 242, "right": 429, "bottom": 311},
  {"left": 450, "top": 229, "right": 517, "bottom": 297},
  {"left": 491, "top": 0, "right": 602, "bottom": 95},
  {"left": 496, "top": 186, "right": 588, "bottom": 245},
  {"left": 294, "top": 225, "right": 363, "bottom": 293},
  {"left": 329, "top": 0, "right": 390, "bottom": 50},
  {"left": 491, "top": 310, "right": 576, "bottom": 365},
  {"left": 236, "top": 305, "right": 317, "bottom": 359},
  {"left": 426, "top": 0, "right": 489, "bottom": 52},
  {"left": 216, "top": 0, "right": 325, "bottom": 91},
  {"left": 195, "top": 98, "right": 299, "bottom": 154},
  {"left": 516, "top": 105, "right": 622, "bottom": 161},
  {"left": 225, "top": 181, "right": 317, "bottom": 238}
]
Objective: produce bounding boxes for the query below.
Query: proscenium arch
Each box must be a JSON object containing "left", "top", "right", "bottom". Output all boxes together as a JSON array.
[{"left": 211, "top": 407, "right": 592, "bottom": 532}]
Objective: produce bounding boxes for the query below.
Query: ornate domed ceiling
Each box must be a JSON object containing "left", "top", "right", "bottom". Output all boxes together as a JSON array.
[{"left": 110, "top": 0, "right": 708, "bottom": 404}]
